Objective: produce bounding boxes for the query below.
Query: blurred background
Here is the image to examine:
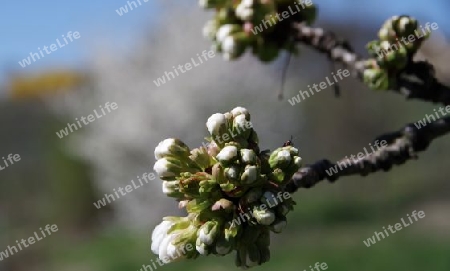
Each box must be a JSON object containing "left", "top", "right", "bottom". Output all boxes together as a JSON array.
[{"left": 1, "top": 0, "right": 450, "bottom": 270}]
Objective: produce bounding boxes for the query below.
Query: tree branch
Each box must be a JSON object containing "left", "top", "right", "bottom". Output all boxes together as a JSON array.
[
  {"left": 293, "top": 23, "right": 450, "bottom": 105},
  {"left": 285, "top": 115, "right": 450, "bottom": 193}
]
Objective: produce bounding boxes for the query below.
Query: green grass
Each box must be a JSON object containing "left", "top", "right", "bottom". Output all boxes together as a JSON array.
[{"left": 49, "top": 225, "right": 450, "bottom": 271}]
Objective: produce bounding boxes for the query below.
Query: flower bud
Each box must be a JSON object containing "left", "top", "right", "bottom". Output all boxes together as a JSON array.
[
  {"left": 252, "top": 206, "right": 275, "bottom": 225},
  {"left": 269, "top": 148, "right": 292, "bottom": 169},
  {"left": 231, "top": 106, "right": 250, "bottom": 120},
  {"left": 216, "top": 24, "right": 241, "bottom": 43},
  {"left": 236, "top": 4, "right": 254, "bottom": 21},
  {"left": 206, "top": 141, "right": 220, "bottom": 157},
  {"left": 196, "top": 237, "right": 209, "bottom": 255},
  {"left": 162, "top": 180, "right": 184, "bottom": 198},
  {"left": 198, "top": 221, "right": 219, "bottom": 245},
  {"left": 190, "top": 147, "right": 214, "bottom": 170},
  {"left": 394, "top": 16, "right": 418, "bottom": 38},
  {"left": 242, "top": 188, "right": 263, "bottom": 204},
  {"left": 294, "top": 156, "right": 302, "bottom": 168},
  {"left": 363, "top": 68, "right": 389, "bottom": 91},
  {"left": 233, "top": 114, "right": 252, "bottom": 139},
  {"left": 222, "top": 32, "right": 249, "bottom": 60},
  {"left": 206, "top": 113, "right": 228, "bottom": 141},
  {"left": 240, "top": 149, "right": 256, "bottom": 164},
  {"left": 154, "top": 157, "right": 188, "bottom": 180},
  {"left": 154, "top": 138, "right": 191, "bottom": 160},
  {"left": 203, "top": 20, "right": 219, "bottom": 40},
  {"left": 212, "top": 163, "right": 226, "bottom": 183},
  {"left": 212, "top": 198, "right": 234, "bottom": 212},
  {"left": 241, "top": 165, "right": 259, "bottom": 184},
  {"left": 216, "top": 145, "right": 239, "bottom": 165},
  {"left": 224, "top": 220, "right": 240, "bottom": 240}
]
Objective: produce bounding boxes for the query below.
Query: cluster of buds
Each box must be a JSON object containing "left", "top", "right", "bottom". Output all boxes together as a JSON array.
[
  {"left": 364, "top": 16, "right": 431, "bottom": 90},
  {"left": 200, "top": 0, "right": 317, "bottom": 61},
  {"left": 151, "top": 106, "right": 302, "bottom": 268}
]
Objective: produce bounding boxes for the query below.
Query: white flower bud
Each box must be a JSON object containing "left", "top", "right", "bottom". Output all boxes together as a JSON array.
[
  {"left": 233, "top": 115, "right": 252, "bottom": 139},
  {"left": 225, "top": 165, "right": 240, "bottom": 180},
  {"left": 236, "top": 4, "right": 254, "bottom": 21},
  {"left": 158, "top": 234, "right": 178, "bottom": 263},
  {"left": 196, "top": 238, "right": 209, "bottom": 255},
  {"left": 151, "top": 221, "right": 173, "bottom": 254},
  {"left": 216, "top": 145, "right": 238, "bottom": 164},
  {"left": 241, "top": 0, "right": 255, "bottom": 7},
  {"left": 241, "top": 165, "right": 258, "bottom": 184},
  {"left": 153, "top": 158, "right": 182, "bottom": 178},
  {"left": 253, "top": 208, "right": 275, "bottom": 225},
  {"left": 162, "top": 180, "right": 179, "bottom": 195},
  {"left": 240, "top": 149, "right": 256, "bottom": 164},
  {"left": 277, "top": 150, "right": 291, "bottom": 162},
  {"left": 231, "top": 106, "right": 250, "bottom": 119},
  {"left": 294, "top": 156, "right": 302, "bottom": 167},
  {"left": 206, "top": 113, "right": 227, "bottom": 137},
  {"left": 154, "top": 138, "right": 190, "bottom": 160},
  {"left": 203, "top": 20, "right": 218, "bottom": 40},
  {"left": 198, "top": 221, "right": 219, "bottom": 245},
  {"left": 216, "top": 24, "right": 240, "bottom": 43}
]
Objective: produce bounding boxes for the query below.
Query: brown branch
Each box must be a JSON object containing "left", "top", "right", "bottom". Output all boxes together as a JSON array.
[
  {"left": 292, "top": 23, "right": 450, "bottom": 105},
  {"left": 284, "top": 115, "right": 450, "bottom": 193}
]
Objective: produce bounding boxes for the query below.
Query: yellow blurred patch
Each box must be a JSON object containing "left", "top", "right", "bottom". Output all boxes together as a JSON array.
[{"left": 8, "top": 70, "right": 88, "bottom": 100}]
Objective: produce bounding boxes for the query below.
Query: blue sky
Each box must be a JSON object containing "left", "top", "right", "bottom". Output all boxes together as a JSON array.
[{"left": 1, "top": 0, "right": 448, "bottom": 83}]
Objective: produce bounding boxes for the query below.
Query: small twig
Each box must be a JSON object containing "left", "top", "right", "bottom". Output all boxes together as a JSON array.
[
  {"left": 285, "top": 116, "right": 450, "bottom": 193},
  {"left": 292, "top": 23, "right": 450, "bottom": 105}
]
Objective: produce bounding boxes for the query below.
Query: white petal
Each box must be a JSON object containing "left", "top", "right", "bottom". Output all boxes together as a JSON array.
[
  {"left": 162, "top": 181, "right": 173, "bottom": 194},
  {"left": 222, "top": 36, "right": 237, "bottom": 54},
  {"left": 216, "top": 146, "right": 238, "bottom": 162},
  {"left": 153, "top": 158, "right": 176, "bottom": 178},
  {"left": 158, "top": 234, "right": 176, "bottom": 263},
  {"left": 151, "top": 221, "right": 172, "bottom": 254},
  {"left": 231, "top": 106, "right": 249, "bottom": 118},
  {"left": 206, "top": 113, "right": 227, "bottom": 135},
  {"left": 154, "top": 139, "right": 176, "bottom": 159},
  {"left": 216, "top": 24, "right": 236, "bottom": 43},
  {"left": 166, "top": 241, "right": 183, "bottom": 260}
]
